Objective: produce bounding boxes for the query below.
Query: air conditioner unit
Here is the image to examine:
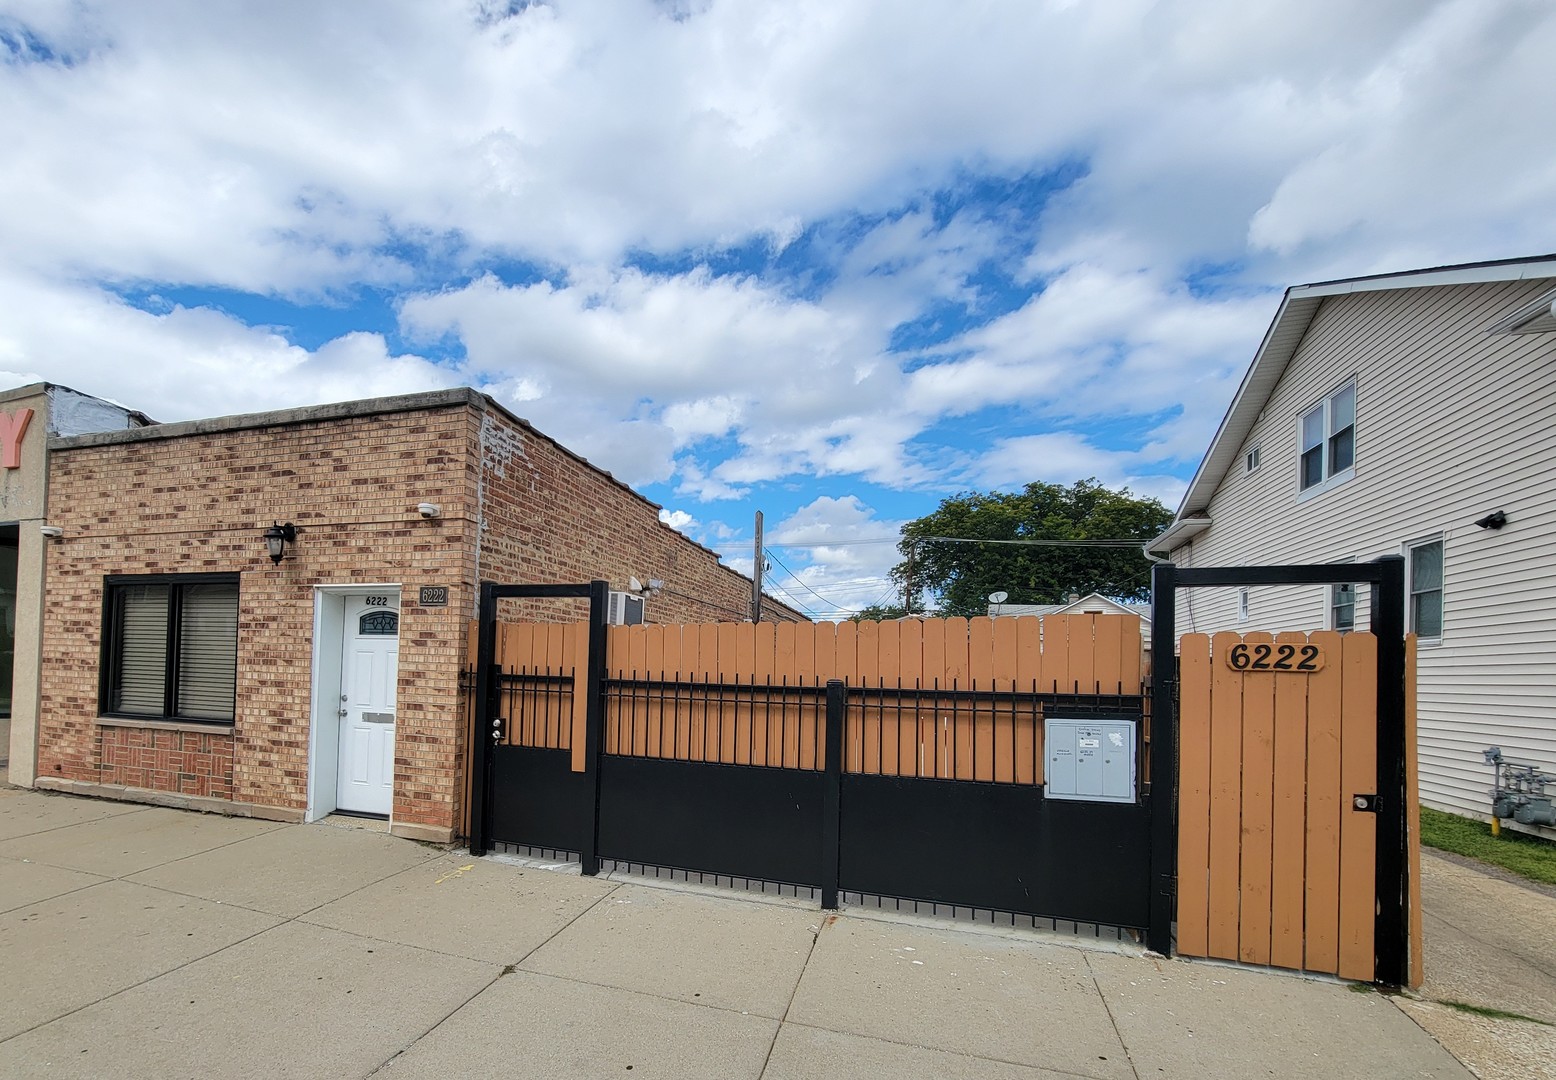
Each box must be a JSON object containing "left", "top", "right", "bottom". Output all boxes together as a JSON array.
[{"left": 607, "top": 591, "right": 645, "bottom": 625}]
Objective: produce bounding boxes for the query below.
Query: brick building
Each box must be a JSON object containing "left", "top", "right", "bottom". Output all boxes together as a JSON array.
[{"left": 34, "top": 388, "right": 799, "bottom": 842}]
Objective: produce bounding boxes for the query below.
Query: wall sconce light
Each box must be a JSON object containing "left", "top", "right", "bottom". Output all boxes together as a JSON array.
[
  {"left": 1474, "top": 510, "right": 1508, "bottom": 530},
  {"left": 263, "top": 521, "right": 297, "bottom": 564},
  {"left": 39, "top": 525, "right": 63, "bottom": 539},
  {"left": 417, "top": 502, "right": 441, "bottom": 519}
]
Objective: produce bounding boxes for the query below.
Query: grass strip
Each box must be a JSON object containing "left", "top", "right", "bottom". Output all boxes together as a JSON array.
[
  {"left": 1437, "top": 1000, "right": 1554, "bottom": 1027},
  {"left": 1419, "top": 806, "right": 1556, "bottom": 887}
]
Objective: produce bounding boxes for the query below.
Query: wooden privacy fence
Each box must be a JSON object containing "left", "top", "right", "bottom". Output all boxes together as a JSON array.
[
  {"left": 1175, "top": 630, "right": 1422, "bottom": 985},
  {"left": 467, "top": 612, "right": 1144, "bottom": 778}
]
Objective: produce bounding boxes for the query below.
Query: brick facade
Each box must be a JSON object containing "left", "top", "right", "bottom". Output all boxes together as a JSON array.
[{"left": 38, "top": 390, "right": 797, "bottom": 840}]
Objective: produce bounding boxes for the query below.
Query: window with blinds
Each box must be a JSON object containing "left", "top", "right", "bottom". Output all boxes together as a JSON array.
[{"left": 103, "top": 575, "right": 238, "bottom": 723}]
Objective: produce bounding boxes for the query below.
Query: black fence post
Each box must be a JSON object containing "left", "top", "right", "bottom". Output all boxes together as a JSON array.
[
  {"left": 1372, "top": 554, "right": 1409, "bottom": 986},
  {"left": 820, "top": 679, "right": 845, "bottom": 910},
  {"left": 1147, "top": 561, "right": 1178, "bottom": 957},
  {"left": 580, "top": 579, "right": 610, "bottom": 877},
  {"left": 469, "top": 581, "right": 498, "bottom": 857}
]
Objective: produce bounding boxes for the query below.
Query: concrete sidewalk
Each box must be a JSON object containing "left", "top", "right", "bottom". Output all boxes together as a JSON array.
[
  {"left": 1395, "top": 850, "right": 1556, "bottom": 1080},
  {"left": 0, "top": 785, "right": 1472, "bottom": 1079}
]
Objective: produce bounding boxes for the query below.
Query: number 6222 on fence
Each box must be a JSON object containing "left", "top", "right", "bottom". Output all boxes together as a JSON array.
[{"left": 1226, "top": 641, "right": 1326, "bottom": 673}]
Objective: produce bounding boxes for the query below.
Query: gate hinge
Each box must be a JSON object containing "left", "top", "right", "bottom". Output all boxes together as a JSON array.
[{"left": 1351, "top": 794, "right": 1381, "bottom": 813}]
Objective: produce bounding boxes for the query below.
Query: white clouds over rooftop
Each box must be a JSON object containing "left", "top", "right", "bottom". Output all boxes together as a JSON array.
[{"left": 2, "top": 0, "right": 1553, "bottom": 610}]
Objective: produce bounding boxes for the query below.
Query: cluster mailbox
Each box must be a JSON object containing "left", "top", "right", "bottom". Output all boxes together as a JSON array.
[{"left": 1044, "top": 718, "right": 1138, "bottom": 804}]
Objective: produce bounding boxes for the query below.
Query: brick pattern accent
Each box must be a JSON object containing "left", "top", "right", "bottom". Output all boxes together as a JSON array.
[
  {"left": 40, "top": 396, "right": 795, "bottom": 835},
  {"left": 97, "top": 727, "right": 235, "bottom": 799}
]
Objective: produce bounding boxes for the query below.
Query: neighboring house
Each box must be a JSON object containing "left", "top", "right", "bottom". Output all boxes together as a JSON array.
[
  {"left": 0, "top": 383, "right": 152, "bottom": 786},
  {"left": 32, "top": 387, "right": 800, "bottom": 842},
  {"left": 1147, "top": 254, "right": 1556, "bottom": 821},
  {"left": 988, "top": 592, "right": 1153, "bottom": 670}
]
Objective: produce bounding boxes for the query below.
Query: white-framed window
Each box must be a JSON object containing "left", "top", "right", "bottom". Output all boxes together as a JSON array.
[
  {"left": 1245, "top": 443, "right": 1261, "bottom": 474},
  {"left": 1298, "top": 380, "right": 1356, "bottom": 496},
  {"left": 1330, "top": 583, "right": 1356, "bottom": 632},
  {"left": 1238, "top": 589, "right": 1250, "bottom": 622},
  {"left": 1407, "top": 538, "right": 1444, "bottom": 639}
]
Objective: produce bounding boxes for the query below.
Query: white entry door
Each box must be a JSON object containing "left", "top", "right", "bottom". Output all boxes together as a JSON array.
[{"left": 336, "top": 593, "right": 400, "bottom": 816}]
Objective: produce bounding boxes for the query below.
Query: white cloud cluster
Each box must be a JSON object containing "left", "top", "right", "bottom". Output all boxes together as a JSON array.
[{"left": 1, "top": 0, "right": 1551, "bottom": 546}]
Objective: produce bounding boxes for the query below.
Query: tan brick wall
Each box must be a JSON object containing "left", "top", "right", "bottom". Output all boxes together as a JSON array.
[
  {"left": 40, "top": 394, "right": 794, "bottom": 835},
  {"left": 473, "top": 406, "right": 801, "bottom": 625},
  {"left": 41, "top": 405, "right": 477, "bottom": 828}
]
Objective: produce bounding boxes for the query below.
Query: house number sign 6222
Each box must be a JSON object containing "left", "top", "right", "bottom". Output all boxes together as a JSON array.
[{"left": 1226, "top": 642, "right": 1325, "bottom": 673}]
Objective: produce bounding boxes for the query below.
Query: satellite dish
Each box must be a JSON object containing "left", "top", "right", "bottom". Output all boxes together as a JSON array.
[{"left": 988, "top": 591, "right": 1009, "bottom": 604}]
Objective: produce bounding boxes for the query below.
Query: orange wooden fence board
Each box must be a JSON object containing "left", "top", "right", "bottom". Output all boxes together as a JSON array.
[
  {"left": 1044, "top": 617, "right": 1070, "bottom": 694},
  {"left": 874, "top": 622, "right": 901, "bottom": 775},
  {"left": 1093, "top": 615, "right": 1124, "bottom": 696},
  {"left": 1176, "top": 634, "right": 1213, "bottom": 958},
  {"left": 856, "top": 620, "right": 881, "bottom": 772},
  {"left": 896, "top": 620, "right": 924, "bottom": 775},
  {"left": 1206, "top": 631, "right": 1244, "bottom": 961},
  {"left": 1067, "top": 615, "right": 1096, "bottom": 695},
  {"left": 1337, "top": 632, "right": 1378, "bottom": 982},
  {"left": 569, "top": 622, "right": 589, "bottom": 769},
  {"left": 1237, "top": 632, "right": 1276, "bottom": 966},
  {"left": 1303, "top": 631, "right": 1344, "bottom": 974},
  {"left": 1269, "top": 631, "right": 1310, "bottom": 971}
]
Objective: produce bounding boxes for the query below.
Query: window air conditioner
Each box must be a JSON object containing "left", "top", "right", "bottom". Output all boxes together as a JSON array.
[{"left": 607, "top": 591, "right": 645, "bottom": 625}]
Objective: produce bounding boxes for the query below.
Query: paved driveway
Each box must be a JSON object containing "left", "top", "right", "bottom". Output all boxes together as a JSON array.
[{"left": 0, "top": 785, "right": 1480, "bottom": 1079}]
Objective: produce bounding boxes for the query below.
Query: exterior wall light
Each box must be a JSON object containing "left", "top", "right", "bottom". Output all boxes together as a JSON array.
[
  {"left": 263, "top": 522, "right": 297, "bottom": 564},
  {"left": 1474, "top": 510, "right": 1508, "bottom": 530},
  {"left": 39, "top": 525, "right": 63, "bottom": 539}
]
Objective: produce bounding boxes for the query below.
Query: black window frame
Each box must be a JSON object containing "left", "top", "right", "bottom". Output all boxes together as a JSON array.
[{"left": 99, "top": 572, "right": 240, "bottom": 725}]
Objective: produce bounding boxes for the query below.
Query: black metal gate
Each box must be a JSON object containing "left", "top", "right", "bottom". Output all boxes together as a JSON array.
[{"left": 468, "top": 581, "right": 1168, "bottom": 950}]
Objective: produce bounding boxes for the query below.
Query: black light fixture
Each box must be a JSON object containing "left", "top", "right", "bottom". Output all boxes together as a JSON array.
[
  {"left": 263, "top": 521, "right": 297, "bottom": 564},
  {"left": 1474, "top": 510, "right": 1508, "bottom": 530}
]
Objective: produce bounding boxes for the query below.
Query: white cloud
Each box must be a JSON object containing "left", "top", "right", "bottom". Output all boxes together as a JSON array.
[
  {"left": 0, "top": 270, "right": 455, "bottom": 422},
  {"left": 762, "top": 495, "right": 908, "bottom": 617},
  {"left": 974, "top": 433, "right": 1186, "bottom": 507},
  {"left": 1, "top": 0, "right": 1553, "bottom": 529}
]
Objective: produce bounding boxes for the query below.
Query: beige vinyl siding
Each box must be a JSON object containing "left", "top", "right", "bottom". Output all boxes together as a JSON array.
[{"left": 1167, "top": 276, "right": 1556, "bottom": 819}]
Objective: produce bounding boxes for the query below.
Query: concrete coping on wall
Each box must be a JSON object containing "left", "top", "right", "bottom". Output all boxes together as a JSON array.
[{"left": 49, "top": 387, "right": 487, "bottom": 451}]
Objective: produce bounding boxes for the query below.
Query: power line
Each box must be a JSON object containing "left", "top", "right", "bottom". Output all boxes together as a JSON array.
[
  {"left": 765, "top": 534, "right": 1155, "bottom": 550},
  {"left": 763, "top": 547, "right": 871, "bottom": 612}
]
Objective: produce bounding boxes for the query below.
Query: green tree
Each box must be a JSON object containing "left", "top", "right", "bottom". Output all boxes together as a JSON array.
[
  {"left": 849, "top": 602, "right": 909, "bottom": 623},
  {"left": 889, "top": 479, "right": 1171, "bottom": 617}
]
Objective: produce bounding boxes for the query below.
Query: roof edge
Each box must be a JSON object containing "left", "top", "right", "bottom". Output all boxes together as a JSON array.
[
  {"left": 50, "top": 387, "right": 482, "bottom": 450},
  {"left": 1171, "top": 254, "right": 1556, "bottom": 524}
]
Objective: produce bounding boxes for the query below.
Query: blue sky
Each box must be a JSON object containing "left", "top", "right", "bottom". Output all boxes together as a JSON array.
[{"left": 4, "top": 1, "right": 1554, "bottom": 618}]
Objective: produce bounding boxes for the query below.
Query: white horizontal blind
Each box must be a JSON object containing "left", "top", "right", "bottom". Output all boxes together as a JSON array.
[
  {"left": 114, "top": 585, "right": 169, "bottom": 714},
  {"left": 176, "top": 582, "right": 238, "bottom": 720}
]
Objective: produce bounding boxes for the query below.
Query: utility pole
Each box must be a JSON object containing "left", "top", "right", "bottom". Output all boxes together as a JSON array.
[
  {"left": 904, "top": 538, "right": 915, "bottom": 615},
  {"left": 751, "top": 510, "right": 764, "bottom": 622}
]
